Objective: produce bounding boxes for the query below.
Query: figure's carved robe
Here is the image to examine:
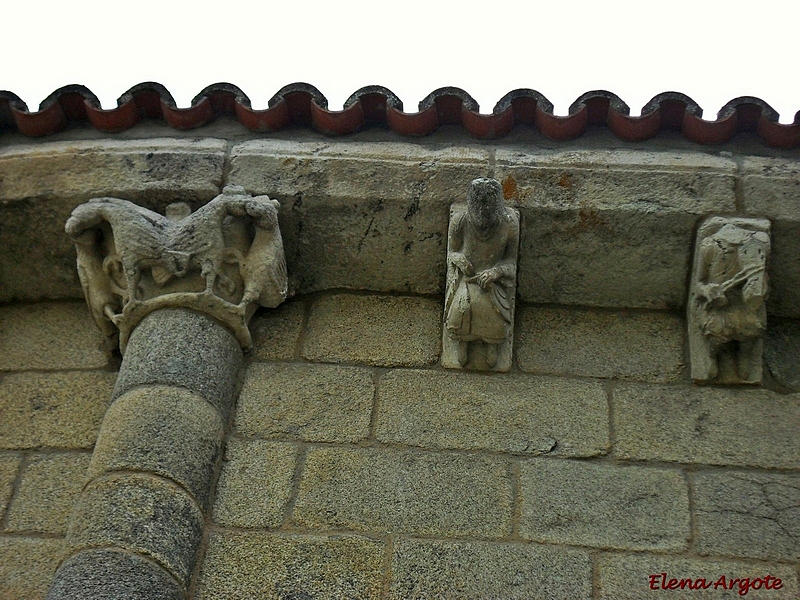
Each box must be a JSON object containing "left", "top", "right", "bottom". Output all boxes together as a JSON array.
[{"left": 444, "top": 211, "right": 516, "bottom": 345}]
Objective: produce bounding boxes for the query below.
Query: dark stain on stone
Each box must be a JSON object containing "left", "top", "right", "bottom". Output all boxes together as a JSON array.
[
  {"left": 404, "top": 197, "right": 420, "bottom": 221},
  {"left": 356, "top": 216, "right": 376, "bottom": 255},
  {"left": 575, "top": 206, "right": 605, "bottom": 231},
  {"left": 29, "top": 396, "right": 48, "bottom": 411},
  {"left": 695, "top": 411, "right": 710, "bottom": 437}
]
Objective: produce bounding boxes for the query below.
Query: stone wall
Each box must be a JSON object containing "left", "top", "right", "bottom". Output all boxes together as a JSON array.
[
  {"left": 1, "top": 294, "right": 798, "bottom": 598},
  {"left": 0, "top": 131, "right": 799, "bottom": 598},
  {"left": 0, "top": 303, "right": 113, "bottom": 598}
]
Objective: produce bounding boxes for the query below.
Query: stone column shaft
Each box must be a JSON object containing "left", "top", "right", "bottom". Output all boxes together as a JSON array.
[{"left": 47, "top": 309, "right": 242, "bottom": 599}]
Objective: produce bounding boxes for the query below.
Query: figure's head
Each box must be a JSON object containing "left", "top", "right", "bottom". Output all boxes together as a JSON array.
[
  {"left": 710, "top": 224, "right": 747, "bottom": 260},
  {"left": 713, "top": 224, "right": 745, "bottom": 247},
  {"left": 467, "top": 178, "right": 504, "bottom": 230}
]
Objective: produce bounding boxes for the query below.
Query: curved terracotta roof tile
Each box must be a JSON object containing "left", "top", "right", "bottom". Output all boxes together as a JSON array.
[{"left": 0, "top": 82, "right": 797, "bottom": 148}]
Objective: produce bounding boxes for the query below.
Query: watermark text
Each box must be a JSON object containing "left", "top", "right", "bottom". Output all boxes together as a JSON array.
[{"left": 649, "top": 572, "right": 783, "bottom": 596}]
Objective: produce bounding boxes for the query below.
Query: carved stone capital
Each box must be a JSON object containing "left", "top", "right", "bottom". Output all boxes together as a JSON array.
[
  {"left": 688, "top": 216, "right": 771, "bottom": 384},
  {"left": 66, "top": 185, "right": 287, "bottom": 352}
]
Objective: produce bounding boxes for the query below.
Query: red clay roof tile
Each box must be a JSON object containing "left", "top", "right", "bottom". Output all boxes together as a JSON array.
[{"left": 0, "top": 83, "right": 797, "bottom": 147}]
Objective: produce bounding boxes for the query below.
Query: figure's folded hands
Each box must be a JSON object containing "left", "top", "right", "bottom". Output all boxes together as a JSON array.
[{"left": 475, "top": 268, "right": 499, "bottom": 290}]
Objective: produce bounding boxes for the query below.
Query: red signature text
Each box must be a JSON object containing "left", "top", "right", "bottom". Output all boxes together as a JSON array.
[{"left": 649, "top": 573, "right": 783, "bottom": 596}]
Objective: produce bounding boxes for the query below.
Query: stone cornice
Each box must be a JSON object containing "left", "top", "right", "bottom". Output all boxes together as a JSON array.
[{"left": 2, "top": 138, "right": 799, "bottom": 317}]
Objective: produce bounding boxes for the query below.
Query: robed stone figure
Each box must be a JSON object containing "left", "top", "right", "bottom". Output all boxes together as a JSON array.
[{"left": 442, "top": 178, "right": 519, "bottom": 371}]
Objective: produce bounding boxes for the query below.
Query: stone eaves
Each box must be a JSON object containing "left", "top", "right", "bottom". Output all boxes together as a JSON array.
[{"left": 1, "top": 82, "right": 799, "bottom": 147}]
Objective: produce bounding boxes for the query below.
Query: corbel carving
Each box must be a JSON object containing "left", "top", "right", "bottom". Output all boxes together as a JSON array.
[
  {"left": 442, "top": 178, "right": 520, "bottom": 371},
  {"left": 66, "top": 185, "right": 287, "bottom": 352},
  {"left": 688, "top": 216, "right": 771, "bottom": 384}
]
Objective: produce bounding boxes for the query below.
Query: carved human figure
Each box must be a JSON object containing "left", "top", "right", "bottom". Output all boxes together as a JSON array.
[
  {"left": 442, "top": 177, "right": 519, "bottom": 371},
  {"left": 65, "top": 185, "right": 287, "bottom": 352},
  {"left": 688, "top": 217, "right": 770, "bottom": 384}
]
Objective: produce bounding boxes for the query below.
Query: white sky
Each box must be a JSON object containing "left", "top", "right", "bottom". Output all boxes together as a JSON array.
[{"left": 3, "top": 1, "right": 798, "bottom": 123}]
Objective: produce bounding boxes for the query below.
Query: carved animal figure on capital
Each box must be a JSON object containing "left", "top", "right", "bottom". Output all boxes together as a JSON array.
[
  {"left": 442, "top": 177, "right": 520, "bottom": 371},
  {"left": 688, "top": 217, "right": 771, "bottom": 384},
  {"left": 65, "top": 185, "right": 287, "bottom": 352}
]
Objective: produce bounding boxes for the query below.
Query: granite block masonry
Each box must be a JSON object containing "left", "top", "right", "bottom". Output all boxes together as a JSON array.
[
  {"left": 0, "top": 131, "right": 796, "bottom": 598},
  {"left": 47, "top": 188, "right": 289, "bottom": 599}
]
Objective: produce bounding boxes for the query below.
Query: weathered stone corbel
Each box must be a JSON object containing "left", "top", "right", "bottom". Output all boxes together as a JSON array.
[
  {"left": 688, "top": 216, "right": 771, "bottom": 384},
  {"left": 65, "top": 184, "right": 288, "bottom": 352},
  {"left": 442, "top": 177, "right": 520, "bottom": 371}
]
